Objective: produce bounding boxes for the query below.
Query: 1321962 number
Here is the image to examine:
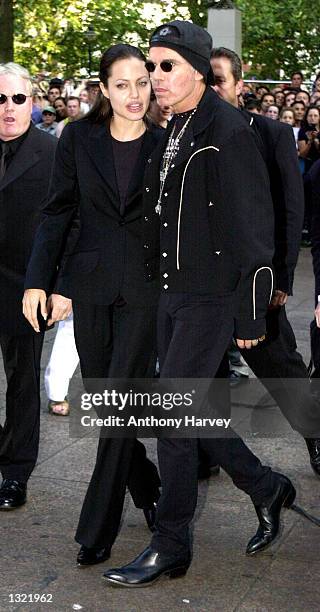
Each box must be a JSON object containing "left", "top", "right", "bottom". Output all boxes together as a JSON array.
[{"left": 9, "top": 594, "right": 53, "bottom": 603}]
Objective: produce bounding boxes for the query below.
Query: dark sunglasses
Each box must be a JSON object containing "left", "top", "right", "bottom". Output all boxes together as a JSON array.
[
  {"left": 145, "top": 60, "right": 176, "bottom": 73},
  {"left": 0, "top": 93, "right": 31, "bottom": 105}
]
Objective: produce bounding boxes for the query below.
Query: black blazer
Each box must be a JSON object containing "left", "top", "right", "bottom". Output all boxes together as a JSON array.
[
  {"left": 0, "top": 125, "right": 56, "bottom": 334},
  {"left": 25, "top": 120, "right": 163, "bottom": 306},
  {"left": 243, "top": 111, "right": 304, "bottom": 294}
]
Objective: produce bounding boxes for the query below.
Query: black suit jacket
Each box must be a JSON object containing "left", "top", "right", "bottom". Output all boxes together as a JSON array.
[
  {"left": 243, "top": 111, "right": 304, "bottom": 294},
  {"left": 0, "top": 125, "right": 56, "bottom": 334},
  {"left": 309, "top": 159, "right": 320, "bottom": 301},
  {"left": 25, "top": 120, "right": 162, "bottom": 306}
]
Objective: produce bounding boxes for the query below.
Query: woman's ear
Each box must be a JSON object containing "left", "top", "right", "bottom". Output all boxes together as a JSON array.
[{"left": 100, "top": 82, "right": 109, "bottom": 99}]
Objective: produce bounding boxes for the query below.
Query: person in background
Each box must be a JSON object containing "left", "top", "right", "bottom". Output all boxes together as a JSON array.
[
  {"left": 148, "top": 95, "right": 172, "bottom": 128},
  {"left": 292, "top": 100, "right": 306, "bottom": 129},
  {"left": 298, "top": 105, "right": 320, "bottom": 173},
  {"left": 55, "top": 96, "right": 82, "bottom": 138},
  {"left": 86, "top": 78, "right": 100, "bottom": 108},
  {"left": 284, "top": 91, "right": 296, "bottom": 107},
  {"left": 31, "top": 90, "right": 44, "bottom": 124},
  {"left": 260, "top": 92, "right": 276, "bottom": 114},
  {"left": 290, "top": 71, "right": 304, "bottom": 90},
  {"left": 296, "top": 90, "right": 310, "bottom": 107},
  {"left": 265, "top": 104, "right": 279, "bottom": 120},
  {"left": 244, "top": 97, "right": 261, "bottom": 114},
  {"left": 280, "top": 107, "right": 295, "bottom": 126},
  {"left": 274, "top": 90, "right": 285, "bottom": 109},
  {"left": 208, "top": 46, "right": 320, "bottom": 478},
  {"left": 36, "top": 106, "right": 58, "bottom": 136},
  {"left": 47, "top": 85, "right": 61, "bottom": 105},
  {"left": 255, "top": 85, "right": 269, "bottom": 99},
  {"left": 78, "top": 88, "right": 90, "bottom": 115},
  {"left": 53, "top": 96, "right": 68, "bottom": 122},
  {"left": 0, "top": 62, "right": 59, "bottom": 510}
]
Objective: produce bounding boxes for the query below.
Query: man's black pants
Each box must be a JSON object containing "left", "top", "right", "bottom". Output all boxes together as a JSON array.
[
  {"left": 0, "top": 332, "right": 44, "bottom": 483},
  {"left": 240, "top": 306, "right": 320, "bottom": 437},
  {"left": 73, "top": 298, "right": 161, "bottom": 550},
  {"left": 151, "top": 294, "right": 276, "bottom": 555}
]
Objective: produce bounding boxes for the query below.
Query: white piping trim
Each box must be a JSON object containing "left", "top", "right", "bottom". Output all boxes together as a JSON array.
[
  {"left": 252, "top": 267, "right": 274, "bottom": 320},
  {"left": 249, "top": 117, "right": 254, "bottom": 126},
  {"left": 176, "top": 146, "right": 220, "bottom": 270}
]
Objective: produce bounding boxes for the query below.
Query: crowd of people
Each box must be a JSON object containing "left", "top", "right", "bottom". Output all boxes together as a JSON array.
[{"left": 0, "top": 18, "right": 320, "bottom": 590}]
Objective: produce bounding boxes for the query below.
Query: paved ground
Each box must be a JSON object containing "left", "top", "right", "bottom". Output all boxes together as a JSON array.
[{"left": 0, "top": 249, "right": 319, "bottom": 612}]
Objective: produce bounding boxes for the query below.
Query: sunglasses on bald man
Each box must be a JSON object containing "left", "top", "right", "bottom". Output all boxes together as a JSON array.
[{"left": 0, "top": 93, "right": 31, "bottom": 105}]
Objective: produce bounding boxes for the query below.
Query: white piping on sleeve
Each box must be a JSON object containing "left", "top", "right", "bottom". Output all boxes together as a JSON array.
[
  {"left": 176, "top": 146, "right": 220, "bottom": 270},
  {"left": 252, "top": 266, "right": 274, "bottom": 320}
]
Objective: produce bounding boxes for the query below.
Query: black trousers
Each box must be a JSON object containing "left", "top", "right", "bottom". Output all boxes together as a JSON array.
[
  {"left": 0, "top": 332, "right": 44, "bottom": 482},
  {"left": 151, "top": 294, "right": 276, "bottom": 555},
  {"left": 73, "top": 298, "right": 161, "bottom": 550},
  {"left": 240, "top": 306, "right": 320, "bottom": 437}
]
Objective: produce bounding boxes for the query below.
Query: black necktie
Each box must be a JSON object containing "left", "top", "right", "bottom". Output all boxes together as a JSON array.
[{"left": 0, "top": 142, "right": 8, "bottom": 181}]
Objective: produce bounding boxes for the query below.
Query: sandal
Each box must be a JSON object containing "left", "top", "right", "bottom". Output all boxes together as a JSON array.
[{"left": 48, "top": 398, "right": 70, "bottom": 416}]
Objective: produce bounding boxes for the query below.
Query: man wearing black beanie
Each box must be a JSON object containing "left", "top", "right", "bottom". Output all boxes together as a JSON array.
[{"left": 103, "top": 20, "right": 296, "bottom": 587}]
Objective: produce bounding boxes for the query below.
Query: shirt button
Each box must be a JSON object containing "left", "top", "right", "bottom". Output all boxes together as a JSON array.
[
  {"left": 164, "top": 193, "right": 168, "bottom": 197},
  {"left": 163, "top": 284, "right": 168, "bottom": 290},
  {"left": 148, "top": 158, "right": 152, "bottom": 163},
  {"left": 144, "top": 244, "right": 149, "bottom": 249},
  {"left": 163, "top": 273, "right": 168, "bottom": 278},
  {"left": 171, "top": 164, "right": 175, "bottom": 168},
  {"left": 144, "top": 216, "right": 149, "bottom": 222},
  {"left": 162, "top": 252, "right": 167, "bottom": 257},
  {"left": 145, "top": 187, "right": 150, "bottom": 192},
  {"left": 163, "top": 222, "right": 168, "bottom": 227},
  {"left": 190, "top": 141, "right": 195, "bottom": 147}
]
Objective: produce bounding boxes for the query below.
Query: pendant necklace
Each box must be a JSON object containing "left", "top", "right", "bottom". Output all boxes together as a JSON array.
[{"left": 155, "top": 107, "right": 197, "bottom": 215}]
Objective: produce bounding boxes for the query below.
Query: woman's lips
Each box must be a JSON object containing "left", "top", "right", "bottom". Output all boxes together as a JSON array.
[
  {"left": 126, "top": 104, "right": 143, "bottom": 113},
  {"left": 4, "top": 117, "right": 15, "bottom": 123}
]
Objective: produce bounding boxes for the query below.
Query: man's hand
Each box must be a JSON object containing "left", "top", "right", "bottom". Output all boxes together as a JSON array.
[
  {"left": 22, "top": 289, "right": 47, "bottom": 332},
  {"left": 270, "top": 290, "right": 288, "bottom": 308},
  {"left": 315, "top": 303, "right": 320, "bottom": 328},
  {"left": 236, "top": 336, "right": 266, "bottom": 349},
  {"left": 47, "top": 294, "right": 72, "bottom": 326}
]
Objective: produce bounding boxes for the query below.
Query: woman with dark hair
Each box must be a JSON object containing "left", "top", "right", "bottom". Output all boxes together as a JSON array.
[
  {"left": 22, "top": 44, "right": 163, "bottom": 566},
  {"left": 53, "top": 96, "right": 68, "bottom": 122},
  {"left": 298, "top": 105, "right": 320, "bottom": 172}
]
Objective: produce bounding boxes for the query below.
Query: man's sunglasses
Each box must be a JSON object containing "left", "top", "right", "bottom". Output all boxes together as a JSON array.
[
  {"left": 145, "top": 60, "right": 177, "bottom": 73},
  {"left": 0, "top": 93, "right": 31, "bottom": 105}
]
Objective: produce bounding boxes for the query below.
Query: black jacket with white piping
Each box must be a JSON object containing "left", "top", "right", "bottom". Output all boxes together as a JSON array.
[{"left": 142, "top": 87, "right": 274, "bottom": 339}]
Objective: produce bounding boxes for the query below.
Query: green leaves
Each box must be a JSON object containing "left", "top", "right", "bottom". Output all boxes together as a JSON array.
[{"left": 2, "top": 0, "right": 320, "bottom": 79}]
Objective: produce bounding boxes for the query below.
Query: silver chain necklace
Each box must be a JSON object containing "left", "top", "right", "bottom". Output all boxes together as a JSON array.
[{"left": 155, "top": 107, "right": 197, "bottom": 215}]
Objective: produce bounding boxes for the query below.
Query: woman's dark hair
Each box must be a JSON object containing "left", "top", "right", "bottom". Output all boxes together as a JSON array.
[
  {"left": 86, "top": 44, "right": 148, "bottom": 125},
  {"left": 53, "top": 96, "right": 67, "bottom": 107}
]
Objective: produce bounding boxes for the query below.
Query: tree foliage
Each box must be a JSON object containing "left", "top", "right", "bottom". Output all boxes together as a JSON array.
[
  {"left": 234, "top": 0, "right": 320, "bottom": 78},
  {"left": 1, "top": 1, "right": 319, "bottom": 79}
]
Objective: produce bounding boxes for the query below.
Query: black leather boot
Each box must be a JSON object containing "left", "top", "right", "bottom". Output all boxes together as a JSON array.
[
  {"left": 103, "top": 546, "right": 191, "bottom": 587},
  {"left": 246, "top": 473, "right": 296, "bottom": 555}
]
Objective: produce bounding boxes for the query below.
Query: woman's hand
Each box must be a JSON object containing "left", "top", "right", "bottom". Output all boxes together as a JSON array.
[{"left": 22, "top": 289, "right": 47, "bottom": 332}]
